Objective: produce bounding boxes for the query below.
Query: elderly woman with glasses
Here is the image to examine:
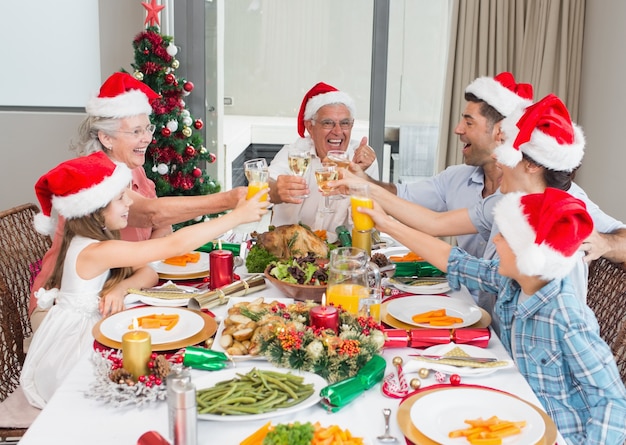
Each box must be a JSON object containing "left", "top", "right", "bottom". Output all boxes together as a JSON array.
[
  {"left": 268, "top": 82, "right": 379, "bottom": 232},
  {"left": 28, "top": 73, "right": 246, "bottom": 336}
]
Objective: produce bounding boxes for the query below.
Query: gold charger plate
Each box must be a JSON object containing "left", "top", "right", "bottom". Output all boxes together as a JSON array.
[
  {"left": 397, "top": 386, "right": 557, "bottom": 445},
  {"left": 381, "top": 299, "right": 491, "bottom": 330},
  {"left": 92, "top": 308, "right": 217, "bottom": 351}
]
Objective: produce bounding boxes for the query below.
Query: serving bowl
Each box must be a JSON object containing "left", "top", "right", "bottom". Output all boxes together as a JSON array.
[{"left": 264, "top": 265, "right": 326, "bottom": 303}]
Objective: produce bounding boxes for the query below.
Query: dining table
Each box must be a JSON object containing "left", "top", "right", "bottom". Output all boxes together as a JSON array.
[{"left": 18, "top": 264, "right": 565, "bottom": 445}]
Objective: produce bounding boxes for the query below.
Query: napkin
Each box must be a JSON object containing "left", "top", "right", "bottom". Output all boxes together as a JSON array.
[{"left": 383, "top": 328, "right": 491, "bottom": 349}]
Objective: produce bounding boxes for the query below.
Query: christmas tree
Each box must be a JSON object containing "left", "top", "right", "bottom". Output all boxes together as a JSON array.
[{"left": 130, "top": 1, "right": 219, "bottom": 228}]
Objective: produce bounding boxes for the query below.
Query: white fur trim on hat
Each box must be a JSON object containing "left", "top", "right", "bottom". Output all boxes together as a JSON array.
[
  {"left": 497, "top": 107, "right": 585, "bottom": 172},
  {"left": 465, "top": 77, "right": 532, "bottom": 117},
  {"left": 493, "top": 192, "right": 579, "bottom": 280},
  {"left": 85, "top": 89, "right": 153, "bottom": 118},
  {"left": 304, "top": 91, "right": 356, "bottom": 120},
  {"left": 34, "top": 211, "right": 56, "bottom": 237},
  {"left": 53, "top": 163, "right": 132, "bottom": 220}
]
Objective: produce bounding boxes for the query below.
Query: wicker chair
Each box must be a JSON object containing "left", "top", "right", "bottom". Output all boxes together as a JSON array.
[
  {"left": 0, "top": 203, "right": 52, "bottom": 343},
  {"left": 0, "top": 278, "right": 29, "bottom": 442},
  {"left": 586, "top": 257, "right": 626, "bottom": 383}
]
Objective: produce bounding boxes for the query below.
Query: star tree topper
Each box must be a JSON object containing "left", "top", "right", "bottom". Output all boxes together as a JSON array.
[{"left": 142, "top": 0, "right": 165, "bottom": 27}]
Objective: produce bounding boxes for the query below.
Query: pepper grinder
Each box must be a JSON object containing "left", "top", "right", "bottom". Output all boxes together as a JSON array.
[{"left": 167, "top": 369, "right": 196, "bottom": 445}]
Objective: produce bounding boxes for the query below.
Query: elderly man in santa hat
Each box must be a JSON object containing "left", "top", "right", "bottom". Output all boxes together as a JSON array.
[{"left": 268, "top": 82, "right": 379, "bottom": 232}]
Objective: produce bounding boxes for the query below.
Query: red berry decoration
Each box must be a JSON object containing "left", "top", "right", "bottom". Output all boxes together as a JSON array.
[
  {"left": 183, "top": 81, "right": 194, "bottom": 92},
  {"left": 151, "top": 352, "right": 158, "bottom": 360},
  {"left": 165, "top": 73, "right": 176, "bottom": 84},
  {"left": 192, "top": 167, "right": 202, "bottom": 178},
  {"left": 155, "top": 378, "right": 163, "bottom": 385},
  {"left": 194, "top": 119, "right": 204, "bottom": 130},
  {"left": 450, "top": 374, "right": 461, "bottom": 386},
  {"left": 138, "top": 375, "right": 147, "bottom": 383},
  {"left": 161, "top": 127, "right": 171, "bottom": 137}
]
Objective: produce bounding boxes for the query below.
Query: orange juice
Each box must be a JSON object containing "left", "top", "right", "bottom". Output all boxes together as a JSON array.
[
  {"left": 326, "top": 283, "right": 369, "bottom": 314},
  {"left": 247, "top": 181, "right": 268, "bottom": 201},
  {"left": 351, "top": 196, "right": 374, "bottom": 231}
]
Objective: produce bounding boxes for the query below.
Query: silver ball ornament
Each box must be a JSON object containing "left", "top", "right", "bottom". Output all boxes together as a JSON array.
[
  {"left": 166, "top": 120, "right": 179, "bottom": 132},
  {"left": 166, "top": 43, "right": 178, "bottom": 57},
  {"left": 157, "top": 163, "right": 169, "bottom": 175},
  {"left": 182, "top": 116, "right": 193, "bottom": 126}
]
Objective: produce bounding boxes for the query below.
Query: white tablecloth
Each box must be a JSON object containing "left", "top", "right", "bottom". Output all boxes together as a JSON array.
[{"left": 19, "top": 281, "right": 563, "bottom": 444}]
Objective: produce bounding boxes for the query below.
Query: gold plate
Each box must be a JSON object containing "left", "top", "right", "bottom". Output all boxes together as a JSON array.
[
  {"left": 92, "top": 308, "right": 217, "bottom": 351},
  {"left": 381, "top": 299, "right": 491, "bottom": 330},
  {"left": 397, "top": 385, "right": 557, "bottom": 445}
]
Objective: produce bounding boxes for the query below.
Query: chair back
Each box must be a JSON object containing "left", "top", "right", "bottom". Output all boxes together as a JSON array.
[
  {"left": 0, "top": 203, "right": 52, "bottom": 341},
  {"left": 586, "top": 257, "right": 626, "bottom": 383},
  {"left": 0, "top": 278, "right": 24, "bottom": 402}
]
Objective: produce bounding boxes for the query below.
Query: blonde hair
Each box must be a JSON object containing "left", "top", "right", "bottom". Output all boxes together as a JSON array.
[{"left": 46, "top": 206, "right": 133, "bottom": 298}]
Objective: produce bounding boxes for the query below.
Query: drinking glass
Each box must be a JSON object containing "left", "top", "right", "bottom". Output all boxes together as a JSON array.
[
  {"left": 244, "top": 158, "right": 269, "bottom": 201},
  {"left": 314, "top": 163, "right": 338, "bottom": 214},
  {"left": 349, "top": 183, "right": 374, "bottom": 231},
  {"left": 326, "top": 150, "right": 349, "bottom": 200},
  {"left": 287, "top": 146, "right": 311, "bottom": 199}
]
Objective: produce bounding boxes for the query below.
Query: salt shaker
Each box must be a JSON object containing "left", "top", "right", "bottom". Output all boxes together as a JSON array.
[{"left": 167, "top": 369, "right": 197, "bottom": 445}]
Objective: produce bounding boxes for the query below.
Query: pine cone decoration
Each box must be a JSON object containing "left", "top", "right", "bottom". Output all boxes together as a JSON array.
[
  {"left": 153, "top": 355, "right": 171, "bottom": 380},
  {"left": 110, "top": 368, "right": 133, "bottom": 384}
]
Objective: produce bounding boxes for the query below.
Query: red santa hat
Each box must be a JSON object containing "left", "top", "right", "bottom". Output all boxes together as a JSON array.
[
  {"left": 297, "top": 82, "right": 356, "bottom": 137},
  {"left": 496, "top": 93, "right": 585, "bottom": 172},
  {"left": 34, "top": 152, "right": 132, "bottom": 236},
  {"left": 493, "top": 188, "right": 593, "bottom": 280},
  {"left": 85, "top": 72, "right": 160, "bottom": 118},
  {"left": 465, "top": 72, "right": 534, "bottom": 117}
]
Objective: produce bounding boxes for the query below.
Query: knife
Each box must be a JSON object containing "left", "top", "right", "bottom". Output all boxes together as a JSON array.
[{"left": 409, "top": 354, "right": 498, "bottom": 363}]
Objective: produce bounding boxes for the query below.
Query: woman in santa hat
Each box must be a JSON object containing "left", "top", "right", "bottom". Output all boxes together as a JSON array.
[
  {"left": 21, "top": 151, "right": 268, "bottom": 408},
  {"left": 29, "top": 72, "right": 246, "bottom": 337}
]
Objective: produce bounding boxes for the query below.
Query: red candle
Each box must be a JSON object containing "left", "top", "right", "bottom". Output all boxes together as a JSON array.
[
  {"left": 309, "top": 305, "right": 339, "bottom": 333},
  {"left": 209, "top": 250, "right": 234, "bottom": 290}
]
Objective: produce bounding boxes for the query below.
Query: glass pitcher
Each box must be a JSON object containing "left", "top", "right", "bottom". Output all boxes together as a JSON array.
[{"left": 326, "top": 247, "right": 381, "bottom": 320}]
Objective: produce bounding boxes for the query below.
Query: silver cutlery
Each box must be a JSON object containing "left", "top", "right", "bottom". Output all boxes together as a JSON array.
[{"left": 377, "top": 408, "right": 399, "bottom": 443}]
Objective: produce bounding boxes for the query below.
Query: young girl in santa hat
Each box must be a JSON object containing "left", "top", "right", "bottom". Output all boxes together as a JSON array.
[{"left": 20, "top": 151, "right": 268, "bottom": 409}]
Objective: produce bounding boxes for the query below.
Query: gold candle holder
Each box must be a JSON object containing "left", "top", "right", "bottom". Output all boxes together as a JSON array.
[{"left": 122, "top": 330, "right": 152, "bottom": 379}]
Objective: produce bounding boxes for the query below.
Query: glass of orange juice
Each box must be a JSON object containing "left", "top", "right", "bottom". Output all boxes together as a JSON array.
[
  {"left": 244, "top": 159, "right": 269, "bottom": 201},
  {"left": 349, "top": 183, "right": 374, "bottom": 231}
]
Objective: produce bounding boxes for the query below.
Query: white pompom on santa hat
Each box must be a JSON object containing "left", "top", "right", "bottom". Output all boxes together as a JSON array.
[
  {"left": 85, "top": 72, "right": 160, "bottom": 118},
  {"left": 493, "top": 188, "right": 593, "bottom": 280},
  {"left": 297, "top": 82, "right": 356, "bottom": 137},
  {"left": 34, "top": 152, "right": 132, "bottom": 236},
  {"left": 496, "top": 93, "right": 585, "bottom": 172},
  {"left": 465, "top": 71, "right": 534, "bottom": 117}
]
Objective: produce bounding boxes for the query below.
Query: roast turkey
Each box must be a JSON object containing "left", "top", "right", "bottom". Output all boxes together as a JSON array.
[{"left": 256, "top": 224, "right": 328, "bottom": 259}]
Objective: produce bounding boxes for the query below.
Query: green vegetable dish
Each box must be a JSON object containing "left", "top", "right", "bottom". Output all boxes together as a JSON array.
[{"left": 245, "top": 244, "right": 279, "bottom": 273}]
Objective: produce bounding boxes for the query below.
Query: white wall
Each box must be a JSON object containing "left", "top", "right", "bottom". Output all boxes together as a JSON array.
[{"left": 576, "top": 0, "right": 626, "bottom": 223}]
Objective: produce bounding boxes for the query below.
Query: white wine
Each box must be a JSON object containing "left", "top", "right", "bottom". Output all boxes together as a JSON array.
[
  {"left": 327, "top": 155, "right": 350, "bottom": 169},
  {"left": 315, "top": 169, "right": 338, "bottom": 193},
  {"left": 288, "top": 154, "right": 310, "bottom": 176}
]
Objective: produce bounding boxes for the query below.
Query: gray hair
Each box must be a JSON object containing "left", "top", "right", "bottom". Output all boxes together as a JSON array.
[{"left": 70, "top": 116, "right": 121, "bottom": 156}]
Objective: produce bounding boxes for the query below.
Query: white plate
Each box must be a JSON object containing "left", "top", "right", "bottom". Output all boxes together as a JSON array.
[
  {"left": 124, "top": 283, "right": 199, "bottom": 308},
  {"left": 149, "top": 251, "right": 210, "bottom": 276},
  {"left": 410, "top": 388, "right": 545, "bottom": 445},
  {"left": 406, "top": 343, "right": 514, "bottom": 377},
  {"left": 375, "top": 246, "right": 409, "bottom": 257},
  {"left": 390, "top": 280, "right": 451, "bottom": 294},
  {"left": 99, "top": 307, "right": 205, "bottom": 346},
  {"left": 195, "top": 365, "right": 326, "bottom": 421},
  {"left": 386, "top": 295, "right": 482, "bottom": 328},
  {"left": 211, "top": 296, "right": 293, "bottom": 360}
]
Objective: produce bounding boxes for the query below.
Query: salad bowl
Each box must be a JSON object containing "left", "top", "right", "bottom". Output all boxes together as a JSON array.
[{"left": 264, "top": 265, "right": 326, "bottom": 303}]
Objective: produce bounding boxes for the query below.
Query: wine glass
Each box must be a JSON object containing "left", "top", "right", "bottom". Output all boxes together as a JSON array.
[
  {"left": 326, "top": 150, "right": 350, "bottom": 200},
  {"left": 287, "top": 146, "right": 311, "bottom": 199},
  {"left": 314, "top": 163, "right": 338, "bottom": 214}
]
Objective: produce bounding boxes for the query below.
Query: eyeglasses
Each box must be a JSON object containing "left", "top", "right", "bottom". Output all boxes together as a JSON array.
[
  {"left": 115, "top": 124, "right": 156, "bottom": 138},
  {"left": 312, "top": 119, "right": 354, "bottom": 130}
]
